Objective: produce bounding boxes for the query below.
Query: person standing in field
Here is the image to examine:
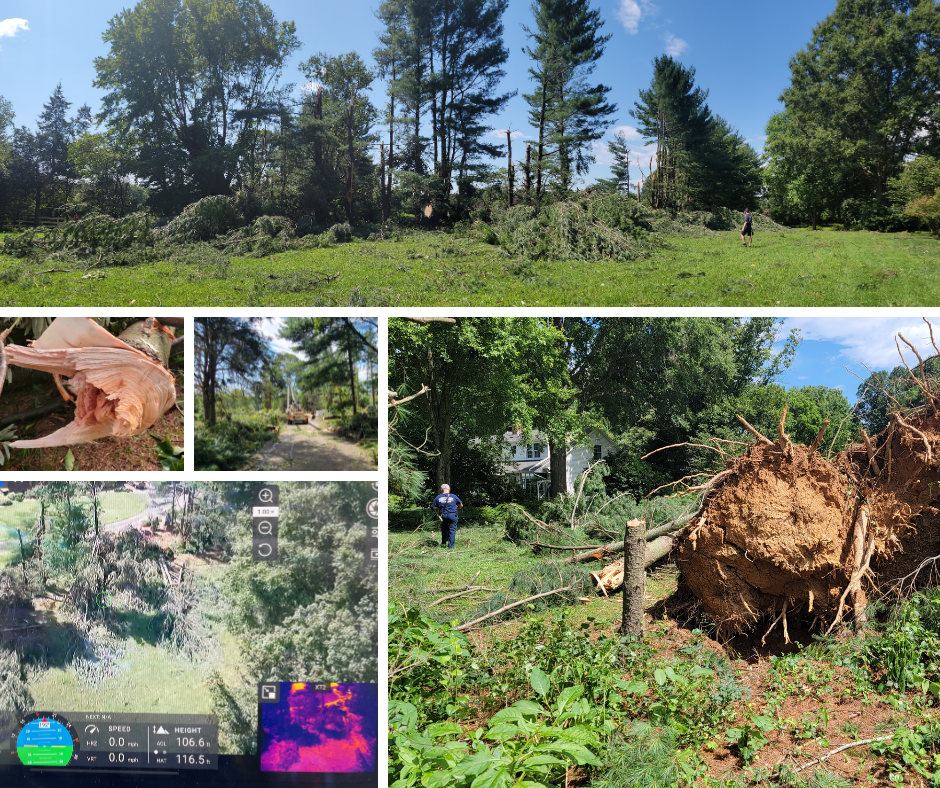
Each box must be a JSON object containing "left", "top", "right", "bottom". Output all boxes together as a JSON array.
[
  {"left": 432, "top": 483, "right": 463, "bottom": 549},
  {"left": 741, "top": 209, "right": 754, "bottom": 247}
]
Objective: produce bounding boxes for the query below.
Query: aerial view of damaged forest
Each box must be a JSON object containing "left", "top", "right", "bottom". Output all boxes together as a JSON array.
[
  {"left": 0, "top": 481, "right": 377, "bottom": 754},
  {"left": 389, "top": 317, "right": 940, "bottom": 787}
]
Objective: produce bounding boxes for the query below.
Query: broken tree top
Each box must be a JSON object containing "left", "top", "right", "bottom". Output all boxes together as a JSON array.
[
  {"left": 676, "top": 326, "right": 940, "bottom": 640},
  {"left": 0, "top": 317, "right": 176, "bottom": 449}
]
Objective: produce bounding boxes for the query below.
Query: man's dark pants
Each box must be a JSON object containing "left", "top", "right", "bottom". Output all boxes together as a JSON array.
[{"left": 440, "top": 516, "right": 458, "bottom": 549}]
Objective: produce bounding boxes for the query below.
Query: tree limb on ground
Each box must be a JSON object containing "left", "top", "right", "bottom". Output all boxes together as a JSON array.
[
  {"left": 0, "top": 400, "right": 71, "bottom": 428},
  {"left": 795, "top": 735, "right": 892, "bottom": 773},
  {"left": 530, "top": 541, "right": 609, "bottom": 552},
  {"left": 564, "top": 534, "right": 674, "bottom": 566},
  {"left": 430, "top": 571, "right": 480, "bottom": 593},
  {"left": 402, "top": 317, "right": 457, "bottom": 325},
  {"left": 455, "top": 586, "right": 574, "bottom": 632},
  {"left": 429, "top": 586, "right": 492, "bottom": 607}
]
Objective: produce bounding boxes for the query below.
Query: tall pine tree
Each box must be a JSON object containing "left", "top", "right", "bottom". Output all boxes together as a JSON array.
[{"left": 523, "top": 0, "right": 616, "bottom": 195}]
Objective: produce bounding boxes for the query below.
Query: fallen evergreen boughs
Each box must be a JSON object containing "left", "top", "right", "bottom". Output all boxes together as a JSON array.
[
  {"left": 492, "top": 194, "right": 665, "bottom": 263},
  {"left": 158, "top": 195, "right": 243, "bottom": 244},
  {"left": 1, "top": 212, "right": 152, "bottom": 258},
  {"left": 460, "top": 561, "right": 592, "bottom": 626},
  {"left": 485, "top": 195, "right": 788, "bottom": 263}
]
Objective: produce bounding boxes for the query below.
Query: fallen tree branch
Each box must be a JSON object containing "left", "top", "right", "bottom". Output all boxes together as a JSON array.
[
  {"left": 0, "top": 399, "right": 70, "bottom": 428},
  {"left": 431, "top": 571, "right": 481, "bottom": 593},
  {"left": 402, "top": 317, "right": 457, "bottom": 325},
  {"left": 563, "top": 534, "right": 673, "bottom": 566},
  {"left": 508, "top": 503, "right": 568, "bottom": 538},
  {"left": 530, "top": 541, "right": 609, "bottom": 552},
  {"left": 429, "top": 586, "right": 489, "bottom": 607},
  {"left": 455, "top": 586, "right": 574, "bottom": 631},
  {"left": 570, "top": 460, "right": 604, "bottom": 528},
  {"left": 795, "top": 735, "right": 892, "bottom": 773}
]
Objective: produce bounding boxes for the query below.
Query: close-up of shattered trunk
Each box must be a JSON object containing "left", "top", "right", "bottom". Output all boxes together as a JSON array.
[
  {"left": 676, "top": 325, "right": 940, "bottom": 641},
  {"left": 0, "top": 317, "right": 178, "bottom": 449}
]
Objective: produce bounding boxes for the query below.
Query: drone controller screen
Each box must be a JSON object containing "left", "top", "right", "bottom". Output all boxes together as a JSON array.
[{"left": 0, "top": 481, "right": 378, "bottom": 786}]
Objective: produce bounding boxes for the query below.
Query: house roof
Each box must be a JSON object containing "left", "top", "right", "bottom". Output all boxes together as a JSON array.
[
  {"left": 502, "top": 456, "right": 552, "bottom": 475},
  {"left": 500, "top": 428, "right": 617, "bottom": 447}
]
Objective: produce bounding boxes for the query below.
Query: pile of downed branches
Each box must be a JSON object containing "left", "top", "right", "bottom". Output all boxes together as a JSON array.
[{"left": 674, "top": 320, "right": 940, "bottom": 641}]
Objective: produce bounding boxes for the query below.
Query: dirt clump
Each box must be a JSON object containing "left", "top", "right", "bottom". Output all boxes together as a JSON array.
[{"left": 676, "top": 401, "right": 940, "bottom": 638}]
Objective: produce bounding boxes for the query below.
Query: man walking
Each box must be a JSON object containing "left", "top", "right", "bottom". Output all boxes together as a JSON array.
[
  {"left": 432, "top": 483, "right": 463, "bottom": 549},
  {"left": 741, "top": 209, "right": 754, "bottom": 248}
]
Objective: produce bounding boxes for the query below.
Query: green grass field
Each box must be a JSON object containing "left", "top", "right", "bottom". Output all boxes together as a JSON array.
[
  {"left": 390, "top": 511, "right": 680, "bottom": 630},
  {"left": 3, "top": 227, "right": 938, "bottom": 306}
]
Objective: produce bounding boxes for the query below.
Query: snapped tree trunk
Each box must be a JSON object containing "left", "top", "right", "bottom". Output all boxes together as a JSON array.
[{"left": 621, "top": 518, "right": 646, "bottom": 637}]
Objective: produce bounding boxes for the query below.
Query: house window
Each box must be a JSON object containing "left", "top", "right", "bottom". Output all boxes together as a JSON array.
[
  {"left": 534, "top": 443, "right": 542, "bottom": 457},
  {"left": 527, "top": 445, "right": 533, "bottom": 459},
  {"left": 593, "top": 445, "right": 603, "bottom": 461}
]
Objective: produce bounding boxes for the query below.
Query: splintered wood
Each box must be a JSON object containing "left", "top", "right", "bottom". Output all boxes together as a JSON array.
[{"left": 590, "top": 559, "right": 624, "bottom": 596}]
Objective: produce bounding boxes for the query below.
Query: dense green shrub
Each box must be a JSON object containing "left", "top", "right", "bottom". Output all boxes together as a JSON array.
[
  {"left": 325, "top": 222, "right": 352, "bottom": 243},
  {"left": 904, "top": 190, "right": 940, "bottom": 235},
  {"left": 864, "top": 587, "right": 940, "bottom": 693}
]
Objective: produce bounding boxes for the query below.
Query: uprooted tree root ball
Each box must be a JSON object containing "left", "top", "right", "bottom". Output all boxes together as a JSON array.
[{"left": 675, "top": 326, "right": 940, "bottom": 641}]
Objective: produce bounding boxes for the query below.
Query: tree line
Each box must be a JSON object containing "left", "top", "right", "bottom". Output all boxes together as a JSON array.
[
  {"left": 389, "top": 317, "right": 917, "bottom": 506},
  {"left": 2, "top": 0, "right": 936, "bottom": 232},
  {"left": 0, "top": 0, "right": 764, "bottom": 232}
]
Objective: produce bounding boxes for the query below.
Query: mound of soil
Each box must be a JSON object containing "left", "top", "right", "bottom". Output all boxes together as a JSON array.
[{"left": 676, "top": 409, "right": 940, "bottom": 636}]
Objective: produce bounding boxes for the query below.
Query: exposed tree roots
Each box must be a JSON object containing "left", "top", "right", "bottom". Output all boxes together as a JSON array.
[{"left": 674, "top": 320, "right": 940, "bottom": 640}]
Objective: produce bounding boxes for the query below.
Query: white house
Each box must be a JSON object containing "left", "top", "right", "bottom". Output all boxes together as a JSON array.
[{"left": 499, "top": 428, "right": 619, "bottom": 498}]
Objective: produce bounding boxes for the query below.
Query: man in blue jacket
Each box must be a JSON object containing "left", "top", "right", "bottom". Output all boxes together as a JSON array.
[{"left": 432, "top": 484, "right": 463, "bottom": 549}]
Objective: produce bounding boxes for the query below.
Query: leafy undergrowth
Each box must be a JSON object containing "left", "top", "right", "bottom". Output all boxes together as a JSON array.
[
  {"left": 2, "top": 227, "right": 939, "bottom": 306},
  {"left": 390, "top": 571, "right": 940, "bottom": 787},
  {"left": 194, "top": 417, "right": 279, "bottom": 471}
]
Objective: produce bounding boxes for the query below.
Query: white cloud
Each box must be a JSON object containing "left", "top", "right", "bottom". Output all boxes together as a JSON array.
[
  {"left": 617, "top": 0, "right": 642, "bottom": 33},
  {"left": 617, "top": 0, "right": 656, "bottom": 34},
  {"left": 786, "top": 317, "right": 940, "bottom": 373},
  {"left": 0, "top": 17, "right": 28, "bottom": 40},
  {"left": 664, "top": 32, "right": 688, "bottom": 57},
  {"left": 257, "top": 318, "right": 305, "bottom": 360}
]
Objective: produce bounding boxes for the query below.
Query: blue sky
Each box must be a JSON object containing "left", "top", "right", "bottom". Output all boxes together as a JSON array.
[
  {"left": 1, "top": 0, "right": 837, "bottom": 186},
  {"left": 778, "top": 317, "right": 940, "bottom": 402}
]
